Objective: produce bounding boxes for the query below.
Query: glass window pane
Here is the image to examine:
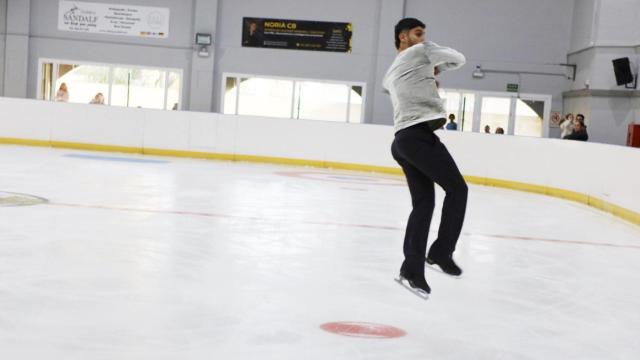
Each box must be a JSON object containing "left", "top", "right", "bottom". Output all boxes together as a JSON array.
[
  {"left": 111, "top": 68, "right": 131, "bottom": 107},
  {"left": 238, "top": 78, "right": 293, "bottom": 118},
  {"left": 348, "top": 86, "right": 363, "bottom": 123},
  {"left": 110, "top": 68, "right": 166, "bottom": 109},
  {"left": 128, "top": 69, "right": 166, "bottom": 109},
  {"left": 514, "top": 99, "right": 544, "bottom": 137},
  {"left": 166, "top": 71, "right": 181, "bottom": 110},
  {"left": 480, "top": 97, "right": 511, "bottom": 134},
  {"left": 55, "top": 64, "right": 109, "bottom": 104},
  {"left": 223, "top": 77, "right": 238, "bottom": 115},
  {"left": 294, "top": 81, "right": 349, "bottom": 122},
  {"left": 461, "top": 93, "right": 475, "bottom": 132},
  {"left": 41, "top": 63, "right": 53, "bottom": 101},
  {"left": 440, "top": 90, "right": 461, "bottom": 130}
]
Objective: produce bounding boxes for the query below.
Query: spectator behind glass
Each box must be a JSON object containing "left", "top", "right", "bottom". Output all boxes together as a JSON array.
[
  {"left": 89, "top": 93, "right": 105, "bottom": 105},
  {"left": 563, "top": 119, "right": 588, "bottom": 141},
  {"left": 560, "top": 113, "right": 574, "bottom": 138},
  {"left": 446, "top": 113, "right": 458, "bottom": 130},
  {"left": 55, "top": 83, "right": 69, "bottom": 102},
  {"left": 495, "top": 127, "right": 505, "bottom": 135},
  {"left": 484, "top": 125, "right": 491, "bottom": 134}
]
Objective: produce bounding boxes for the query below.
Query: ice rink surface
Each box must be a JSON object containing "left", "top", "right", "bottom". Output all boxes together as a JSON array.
[{"left": 1, "top": 145, "right": 639, "bottom": 359}]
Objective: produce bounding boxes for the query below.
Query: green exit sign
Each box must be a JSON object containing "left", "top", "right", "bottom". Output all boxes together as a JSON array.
[{"left": 507, "top": 83, "right": 519, "bottom": 92}]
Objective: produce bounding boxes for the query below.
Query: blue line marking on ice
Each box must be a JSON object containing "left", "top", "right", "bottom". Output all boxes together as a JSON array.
[{"left": 64, "top": 154, "right": 169, "bottom": 164}]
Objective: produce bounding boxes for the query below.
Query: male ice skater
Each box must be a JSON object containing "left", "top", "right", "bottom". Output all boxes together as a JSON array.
[{"left": 383, "top": 18, "right": 468, "bottom": 297}]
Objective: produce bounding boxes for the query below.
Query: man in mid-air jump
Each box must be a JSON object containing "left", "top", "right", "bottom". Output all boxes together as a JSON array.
[{"left": 383, "top": 18, "right": 468, "bottom": 298}]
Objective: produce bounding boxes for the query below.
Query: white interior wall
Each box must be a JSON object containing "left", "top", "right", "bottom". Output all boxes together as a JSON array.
[
  {"left": 7, "top": 0, "right": 578, "bottom": 126},
  {"left": 1, "top": 97, "right": 638, "bottom": 220},
  {"left": 564, "top": 0, "right": 640, "bottom": 145},
  {"left": 1, "top": 0, "right": 639, "bottom": 146},
  {"left": 570, "top": 0, "right": 599, "bottom": 52},
  {"left": 0, "top": 0, "right": 7, "bottom": 96},
  {"left": 594, "top": 0, "right": 640, "bottom": 45}
]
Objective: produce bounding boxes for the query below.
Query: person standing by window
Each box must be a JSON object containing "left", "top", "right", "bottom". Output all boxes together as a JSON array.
[
  {"left": 89, "top": 93, "right": 105, "bottom": 105},
  {"left": 446, "top": 114, "right": 458, "bottom": 130},
  {"left": 560, "top": 113, "right": 574, "bottom": 138},
  {"left": 564, "top": 119, "right": 588, "bottom": 141},
  {"left": 55, "top": 83, "right": 69, "bottom": 102}
]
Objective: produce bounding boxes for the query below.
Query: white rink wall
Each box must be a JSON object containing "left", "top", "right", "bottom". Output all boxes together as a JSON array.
[{"left": 0, "top": 96, "right": 639, "bottom": 219}]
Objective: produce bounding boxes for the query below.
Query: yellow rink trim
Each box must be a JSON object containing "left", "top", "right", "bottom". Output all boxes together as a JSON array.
[{"left": 1, "top": 137, "right": 638, "bottom": 226}]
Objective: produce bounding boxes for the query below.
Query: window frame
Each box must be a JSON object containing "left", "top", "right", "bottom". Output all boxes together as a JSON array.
[
  {"left": 37, "top": 58, "right": 184, "bottom": 111},
  {"left": 221, "top": 72, "right": 367, "bottom": 124},
  {"left": 439, "top": 87, "right": 551, "bottom": 137}
]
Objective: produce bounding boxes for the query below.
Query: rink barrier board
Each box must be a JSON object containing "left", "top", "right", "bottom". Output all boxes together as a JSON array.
[{"left": 1, "top": 136, "right": 638, "bottom": 227}]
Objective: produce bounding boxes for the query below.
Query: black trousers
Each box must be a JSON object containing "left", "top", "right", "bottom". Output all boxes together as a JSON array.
[{"left": 391, "top": 121, "right": 468, "bottom": 276}]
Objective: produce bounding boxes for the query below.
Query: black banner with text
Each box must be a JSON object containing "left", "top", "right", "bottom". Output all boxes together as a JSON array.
[{"left": 242, "top": 17, "right": 352, "bottom": 53}]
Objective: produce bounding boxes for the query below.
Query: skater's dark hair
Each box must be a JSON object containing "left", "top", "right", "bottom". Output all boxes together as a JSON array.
[{"left": 395, "top": 18, "right": 425, "bottom": 49}]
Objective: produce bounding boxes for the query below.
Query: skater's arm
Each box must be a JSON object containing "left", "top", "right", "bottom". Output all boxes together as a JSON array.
[
  {"left": 381, "top": 76, "right": 391, "bottom": 95},
  {"left": 425, "top": 41, "right": 466, "bottom": 73}
]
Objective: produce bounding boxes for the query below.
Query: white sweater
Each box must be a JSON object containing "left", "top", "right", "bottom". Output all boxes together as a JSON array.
[
  {"left": 383, "top": 41, "right": 466, "bottom": 133},
  {"left": 560, "top": 119, "right": 574, "bottom": 138}
]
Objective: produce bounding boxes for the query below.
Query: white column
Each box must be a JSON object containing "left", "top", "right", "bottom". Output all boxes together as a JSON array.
[
  {"left": 3, "top": 0, "right": 30, "bottom": 98},
  {"left": 188, "top": 0, "right": 218, "bottom": 112},
  {"left": 0, "top": 0, "right": 8, "bottom": 96}
]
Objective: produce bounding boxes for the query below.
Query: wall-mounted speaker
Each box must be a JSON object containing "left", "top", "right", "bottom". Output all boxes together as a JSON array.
[{"left": 612, "top": 57, "right": 634, "bottom": 86}]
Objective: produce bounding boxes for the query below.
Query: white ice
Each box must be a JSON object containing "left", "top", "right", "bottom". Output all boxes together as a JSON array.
[{"left": 0, "top": 145, "right": 639, "bottom": 360}]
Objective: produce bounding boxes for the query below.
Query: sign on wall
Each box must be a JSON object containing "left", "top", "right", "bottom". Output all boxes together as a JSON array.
[
  {"left": 506, "top": 83, "right": 519, "bottom": 93},
  {"left": 58, "top": 1, "right": 170, "bottom": 38},
  {"left": 242, "top": 17, "right": 352, "bottom": 53}
]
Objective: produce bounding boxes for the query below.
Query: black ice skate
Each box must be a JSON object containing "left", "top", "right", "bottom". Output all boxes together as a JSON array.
[
  {"left": 425, "top": 254, "right": 463, "bottom": 277},
  {"left": 394, "top": 272, "right": 430, "bottom": 300}
]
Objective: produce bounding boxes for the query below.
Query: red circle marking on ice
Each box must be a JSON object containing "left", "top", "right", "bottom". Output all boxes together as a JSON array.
[{"left": 320, "top": 322, "right": 406, "bottom": 339}]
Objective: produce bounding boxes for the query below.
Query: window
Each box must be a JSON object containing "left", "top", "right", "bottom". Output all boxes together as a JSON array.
[
  {"left": 238, "top": 77, "right": 294, "bottom": 118},
  {"left": 461, "top": 93, "right": 475, "bottom": 132},
  {"left": 440, "top": 90, "right": 460, "bottom": 120},
  {"left": 39, "top": 59, "right": 182, "bottom": 110},
  {"left": 223, "top": 74, "right": 365, "bottom": 123},
  {"left": 480, "top": 97, "right": 511, "bottom": 134},
  {"left": 439, "top": 88, "right": 550, "bottom": 137},
  {"left": 166, "top": 71, "right": 181, "bottom": 111},
  {"left": 51, "top": 64, "right": 110, "bottom": 104},
  {"left": 111, "top": 68, "right": 132, "bottom": 107},
  {"left": 41, "top": 63, "right": 54, "bottom": 101},
  {"left": 294, "top": 81, "right": 349, "bottom": 122},
  {"left": 124, "top": 68, "right": 166, "bottom": 110},
  {"left": 223, "top": 77, "right": 239, "bottom": 115},
  {"left": 349, "top": 86, "right": 363, "bottom": 124},
  {"left": 440, "top": 89, "right": 461, "bottom": 130},
  {"left": 514, "top": 99, "right": 544, "bottom": 137}
]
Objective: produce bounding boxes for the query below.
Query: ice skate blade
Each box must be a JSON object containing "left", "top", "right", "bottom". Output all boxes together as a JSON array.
[{"left": 394, "top": 277, "right": 429, "bottom": 300}]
